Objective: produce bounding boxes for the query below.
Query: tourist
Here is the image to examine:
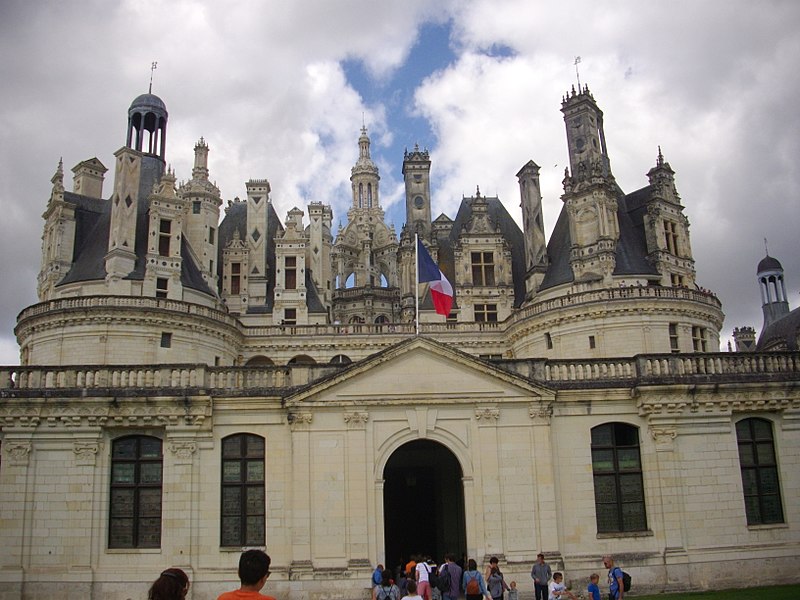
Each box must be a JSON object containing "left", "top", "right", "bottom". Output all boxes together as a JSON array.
[
  {"left": 416, "top": 556, "right": 435, "bottom": 600},
  {"left": 217, "top": 549, "right": 275, "bottom": 600},
  {"left": 487, "top": 565, "right": 509, "bottom": 600},
  {"left": 402, "top": 579, "right": 423, "bottom": 600},
  {"left": 530, "top": 553, "right": 552, "bottom": 600},
  {"left": 507, "top": 581, "right": 518, "bottom": 600},
  {"left": 440, "top": 553, "right": 462, "bottom": 600},
  {"left": 587, "top": 574, "right": 601, "bottom": 600},
  {"left": 374, "top": 569, "right": 401, "bottom": 600},
  {"left": 462, "top": 558, "right": 488, "bottom": 600},
  {"left": 602, "top": 556, "right": 625, "bottom": 600},
  {"left": 148, "top": 568, "right": 189, "bottom": 600},
  {"left": 547, "top": 572, "right": 575, "bottom": 600}
]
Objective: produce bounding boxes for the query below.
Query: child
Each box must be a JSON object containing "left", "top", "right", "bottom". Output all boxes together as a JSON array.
[
  {"left": 217, "top": 549, "right": 275, "bottom": 600},
  {"left": 548, "top": 573, "right": 576, "bottom": 600},
  {"left": 587, "top": 574, "right": 600, "bottom": 600},
  {"left": 403, "top": 579, "right": 424, "bottom": 600},
  {"left": 507, "top": 581, "right": 518, "bottom": 600}
]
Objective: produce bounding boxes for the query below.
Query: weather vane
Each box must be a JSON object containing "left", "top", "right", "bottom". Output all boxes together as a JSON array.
[
  {"left": 149, "top": 61, "right": 158, "bottom": 94},
  {"left": 574, "top": 56, "right": 582, "bottom": 90}
]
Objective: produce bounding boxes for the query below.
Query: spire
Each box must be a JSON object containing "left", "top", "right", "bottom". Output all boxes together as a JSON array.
[
  {"left": 192, "top": 137, "right": 209, "bottom": 181},
  {"left": 49, "top": 158, "right": 65, "bottom": 205}
]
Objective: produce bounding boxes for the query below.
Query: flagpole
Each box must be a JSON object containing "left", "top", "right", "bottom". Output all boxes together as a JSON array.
[{"left": 415, "top": 233, "right": 420, "bottom": 336}]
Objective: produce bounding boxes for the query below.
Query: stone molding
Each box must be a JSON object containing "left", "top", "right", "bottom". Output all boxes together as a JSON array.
[
  {"left": 638, "top": 391, "right": 800, "bottom": 417},
  {"left": 649, "top": 426, "right": 677, "bottom": 451},
  {"left": 343, "top": 411, "right": 369, "bottom": 427},
  {"left": 288, "top": 412, "right": 313, "bottom": 430},
  {"left": 529, "top": 401, "right": 553, "bottom": 424},
  {"left": 73, "top": 441, "right": 102, "bottom": 466},
  {"left": 168, "top": 440, "right": 198, "bottom": 463},
  {"left": 475, "top": 406, "right": 500, "bottom": 421},
  {"left": 3, "top": 440, "right": 32, "bottom": 465}
]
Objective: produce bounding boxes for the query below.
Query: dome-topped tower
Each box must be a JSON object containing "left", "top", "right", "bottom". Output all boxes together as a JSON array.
[
  {"left": 758, "top": 253, "right": 790, "bottom": 332},
  {"left": 127, "top": 92, "right": 168, "bottom": 159}
]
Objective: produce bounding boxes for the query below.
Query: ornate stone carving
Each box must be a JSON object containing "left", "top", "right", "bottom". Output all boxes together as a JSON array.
[
  {"left": 73, "top": 441, "right": 101, "bottom": 466},
  {"left": 343, "top": 411, "right": 368, "bottom": 427},
  {"left": 169, "top": 440, "right": 198, "bottom": 463},
  {"left": 4, "top": 440, "right": 32, "bottom": 465},
  {"left": 288, "top": 412, "right": 313, "bottom": 430},
  {"left": 529, "top": 402, "right": 553, "bottom": 424},
  {"left": 475, "top": 407, "right": 500, "bottom": 421},
  {"left": 649, "top": 426, "right": 677, "bottom": 451}
]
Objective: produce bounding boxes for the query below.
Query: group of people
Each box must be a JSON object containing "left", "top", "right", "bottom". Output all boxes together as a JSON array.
[
  {"left": 372, "top": 555, "right": 517, "bottom": 600},
  {"left": 531, "top": 553, "right": 626, "bottom": 600},
  {"left": 148, "top": 549, "right": 625, "bottom": 600},
  {"left": 147, "top": 549, "right": 274, "bottom": 600}
]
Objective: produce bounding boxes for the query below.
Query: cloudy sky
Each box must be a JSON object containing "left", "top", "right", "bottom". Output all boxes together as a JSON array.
[{"left": 1, "top": 0, "right": 798, "bottom": 363}]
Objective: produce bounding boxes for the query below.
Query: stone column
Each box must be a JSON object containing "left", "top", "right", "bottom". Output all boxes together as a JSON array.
[
  {"left": 288, "top": 412, "right": 314, "bottom": 579},
  {"left": 529, "top": 401, "right": 557, "bottom": 554},
  {"left": 0, "top": 435, "right": 33, "bottom": 594},
  {"left": 344, "top": 411, "right": 371, "bottom": 569},
  {"left": 476, "top": 406, "right": 503, "bottom": 560}
]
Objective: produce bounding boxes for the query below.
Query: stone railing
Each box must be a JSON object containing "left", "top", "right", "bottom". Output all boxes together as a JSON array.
[
  {"left": 2, "top": 352, "right": 797, "bottom": 394},
  {"left": 17, "top": 295, "right": 240, "bottom": 328},
  {"left": 511, "top": 285, "right": 722, "bottom": 325},
  {"left": 0, "top": 364, "right": 344, "bottom": 393}
]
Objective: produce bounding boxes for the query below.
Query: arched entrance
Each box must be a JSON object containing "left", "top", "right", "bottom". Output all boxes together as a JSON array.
[{"left": 383, "top": 440, "right": 466, "bottom": 570}]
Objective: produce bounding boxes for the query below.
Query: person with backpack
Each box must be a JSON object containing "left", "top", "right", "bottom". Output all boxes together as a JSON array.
[
  {"left": 602, "top": 556, "right": 626, "bottom": 600},
  {"left": 462, "top": 558, "right": 488, "bottom": 600},
  {"left": 373, "top": 569, "right": 401, "bottom": 600},
  {"left": 439, "top": 553, "right": 462, "bottom": 600},
  {"left": 487, "top": 565, "right": 509, "bottom": 600}
]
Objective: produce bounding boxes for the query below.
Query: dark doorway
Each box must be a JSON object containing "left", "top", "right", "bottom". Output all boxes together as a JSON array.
[{"left": 383, "top": 440, "right": 466, "bottom": 572}]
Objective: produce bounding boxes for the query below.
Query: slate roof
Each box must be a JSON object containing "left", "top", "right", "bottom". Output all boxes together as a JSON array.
[
  {"left": 539, "top": 184, "right": 660, "bottom": 291},
  {"left": 58, "top": 191, "right": 215, "bottom": 296},
  {"left": 757, "top": 307, "right": 800, "bottom": 351}
]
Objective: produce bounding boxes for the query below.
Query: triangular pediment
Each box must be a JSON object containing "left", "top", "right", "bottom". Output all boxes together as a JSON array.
[{"left": 286, "top": 336, "right": 551, "bottom": 407}]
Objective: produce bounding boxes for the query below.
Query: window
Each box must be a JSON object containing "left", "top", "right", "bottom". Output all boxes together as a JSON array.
[
  {"left": 471, "top": 252, "right": 495, "bottom": 286},
  {"left": 669, "top": 323, "right": 679, "bottom": 353},
  {"left": 231, "top": 263, "right": 241, "bottom": 295},
  {"left": 736, "top": 418, "right": 784, "bottom": 525},
  {"left": 192, "top": 201, "right": 201, "bottom": 214},
  {"left": 221, "top": 434, "right": 265, "bottom": 547},
  {"left": 156, "top": 277, "right": 168, "bottom": 299},
  {"left": 474, "top": 303, "right": 498, "bottom": 322},
  {"left": 545, "top": 332, "right": 553, "bottom": 350},
  {"left": 160, "top": 332, "right": 172, "bottom": 348},
  {"left": 692, "top": 326, "right": 707, "bottom": 352},
  {"left": 158, "top": 219, "right": 171, "bottom": 257},
  {"left": 209, "top": 227, "right": 215, "bottom": 244},
  {"left": 285, "top": 256, "right": 297, "bottom": 290},
  {"left": 671, "top": 273, "right": 685, "bottom": 287},
  {"left": 663, "top": 221, "right": 678, "bottom": 255},
  {"left": 591, "top": 423, "right": 647, "bottom": 533},
  {"left": 283, "top": 308, "right": 296, "bottom": 325},
  {"left": 589, "top": 335, "right": 596, "bottom": 349},
  {"left": 109, "top": 436, "right": 163, "bottom": 548}
]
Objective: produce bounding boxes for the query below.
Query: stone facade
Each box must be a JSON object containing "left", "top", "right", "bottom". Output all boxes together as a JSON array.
[{"left": 2, "top": 85, "right": 799, "bottom": 599}]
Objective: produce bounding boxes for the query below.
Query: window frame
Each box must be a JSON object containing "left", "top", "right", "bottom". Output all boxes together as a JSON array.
[
  {"left": 736, "top": 418, "right": 784, "bottom": 526},
  {"left": 109, "top": 435, "right": 163, "bottom": 549},
  {"left": 471, "top": 251, "right": 496, "bottom": 286},
  {"left": 590, "top": 423, "right": 648, "bottom": 534},
  {"left": 220, "top": 433, "right": 266, "bottom": 547},
  {"left": 474, "top": 303, "right": 498, "bottom": 322}
]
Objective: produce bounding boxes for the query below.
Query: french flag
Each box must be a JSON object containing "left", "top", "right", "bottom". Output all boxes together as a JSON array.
[{"left": 417, "top": 238, "right": 453, "bottom": 316}]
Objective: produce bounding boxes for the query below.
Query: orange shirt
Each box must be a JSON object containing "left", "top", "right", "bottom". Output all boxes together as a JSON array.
[{"left": 218, "top": 591, "right": 276, "bottom": 600}]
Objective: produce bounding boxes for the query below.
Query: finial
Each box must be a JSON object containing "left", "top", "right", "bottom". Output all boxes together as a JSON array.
[
  {"left": 574, "top": 56, "right": 582, "bottom": 90},
  {"left": 149, "top": 61, "right": 158, "bottom": 94},
  {"left": 764, "top": 237, "right": 769, "bottom": 256},
  {"left": 475, "top": 185, "right": 481, "bottom": 198},
  {"left": 657, "top": 145, "right": 664, "bottom": 166}
]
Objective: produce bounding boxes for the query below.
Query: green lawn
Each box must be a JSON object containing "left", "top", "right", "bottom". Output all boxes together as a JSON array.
[{"left": 632, "top": 585, "right": 800, "bottom": 600}]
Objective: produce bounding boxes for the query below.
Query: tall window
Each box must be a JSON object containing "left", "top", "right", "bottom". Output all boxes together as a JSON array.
[
  {"left": 109, "top": 436, "right": 163, "bottom": 548},
  {"left": 669, "top": 323, "right": 679, "bottom": 353},
  {"left": 231, "top": 262, "right": 241, "bottom": 295},
  {"left": 283, "top": 308, "right": 297, "bottom": 325},
  {"left": 591, "top": 423, "right": 647, "bottom": 533},
  {"left": 663, "top": 221, "right": 678, "bottom": 255},
  {"left": 285, "top": 256, "right": 297, "bottom": 290},
  {"left": 221, "top": 434, "right": 266, "bottom": 547},
  {"left": 692, "top": 326, "right": 707, "bottom": 352},
  {"left": 471, "top": 252, "right": 495, "bottom": 286},
  {"left": 474, "top": 303, "right": 498, "bottom": 322},
  {"left": 736, "top": 418, "right": 784, "bottom": 525},
  {"left": 158, "top": 219, "right": 171, "bottom": 256}
]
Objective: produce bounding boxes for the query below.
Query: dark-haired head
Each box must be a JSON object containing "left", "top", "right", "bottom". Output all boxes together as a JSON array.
[
  {"left": 468, "top": 558, "right": 477, "bottom": 571},
  {"left": 148, "top": 568, "right": 189, "bottom": 600},
  {"left": 239, "top": 549, "right": 271, "bottom": 586}
]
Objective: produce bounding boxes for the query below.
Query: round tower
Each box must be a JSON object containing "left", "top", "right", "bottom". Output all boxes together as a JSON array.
[{"left": 758, "top": 254, "right": 790, "bottom": 330}]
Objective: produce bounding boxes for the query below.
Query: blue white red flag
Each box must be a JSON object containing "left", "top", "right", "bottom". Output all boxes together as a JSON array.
[{"left": 417, "top": 238, "right": 453, "bottom": 316}]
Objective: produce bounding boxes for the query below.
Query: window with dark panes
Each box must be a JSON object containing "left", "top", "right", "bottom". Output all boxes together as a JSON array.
[
  {"left": 109, "top": 436, "right": 163, "bottom": 548},
  {"left": 591, "top": 423, "right": 647, "bottom": 533},
  {"left": 231, "top": 262, "right": 241, "bottom": 295},
  {"left": 474, "top": 303, "right": 498, "bottom": 322},
  {"left": 736, "top": 418, "right": 784, "bottom": 525},
  {"left": 285, "top": 256, "right": 297, "bottom": 290},
  {"left": 158, "top": 219, "right": 171, "bottom": 256},
  {"left": 221, "top": 434, "right": 265, "bottom": 547},
  {"left": 471, "top": 252, "right": 495, "bottom": 286}
]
